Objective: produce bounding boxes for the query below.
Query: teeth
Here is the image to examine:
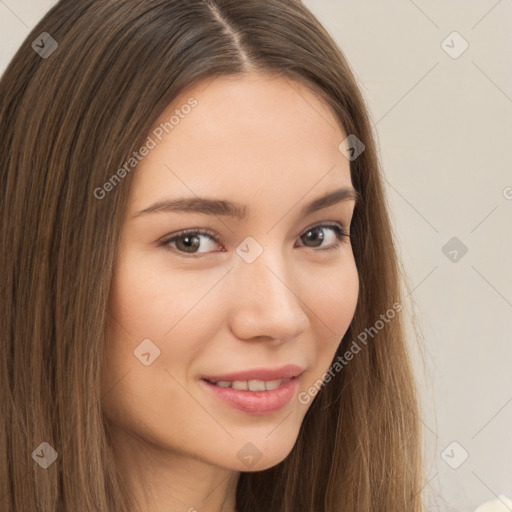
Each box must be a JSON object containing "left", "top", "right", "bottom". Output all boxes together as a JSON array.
[
  {"left": 248, "top": 380, "right": 266, "bottom": 391},
  {"left": 264, "top": 379, "right": 281, "bottom": 391},
  {"left": 210, "top": 378, "right": 290, "bottom": 391}
]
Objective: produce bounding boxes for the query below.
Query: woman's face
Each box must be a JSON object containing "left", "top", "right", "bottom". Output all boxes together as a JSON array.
[{"left": 102, "top": 72, "right": 359, "bottom": 472}]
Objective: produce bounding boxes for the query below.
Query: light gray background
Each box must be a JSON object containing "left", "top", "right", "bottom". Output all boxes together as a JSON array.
[{"left": 1, "top": 1, "right": 511, "bottom": 510}]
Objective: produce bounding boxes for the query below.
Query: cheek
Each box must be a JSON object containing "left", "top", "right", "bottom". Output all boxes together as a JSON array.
[
  {"left": 305, "top": 257, "right": 359, "bottom": 337},
  {"left": 105, "top": 250, "right": 230, "bottom": 388},
  {"left": 109, "top": 249, "right": 216, "bottom": 339},
  {"left": 102, "top": 255, "right": 221, "bottom": 438},
  {"left": 302, "top": 258, "right": 359, "bottom": 373},
  {"left": 109, "top": 253, "right": 171, "bottom": 334}
]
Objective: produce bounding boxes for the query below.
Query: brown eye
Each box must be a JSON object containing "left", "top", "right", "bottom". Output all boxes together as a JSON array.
[
  {"left": 297, "top": 223, "right": 349, "bottom": 251},
  {"left": 160, "top": 229, "right": 222, "bottom": 257},
  {"left": 174, "top": 234, "right": 202, "bottom": 253},
  {"left": 301, "top": 226, "right": 325, "bottom": 248}
]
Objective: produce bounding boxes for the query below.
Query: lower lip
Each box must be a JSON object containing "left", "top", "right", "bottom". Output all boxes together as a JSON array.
[{"left": 200, "top": 377, "right": 300, "bottom": 415}]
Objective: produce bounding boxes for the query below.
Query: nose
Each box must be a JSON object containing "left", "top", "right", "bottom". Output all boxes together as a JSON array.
[{"left": 226, "top": 250, "right": 309, "bottom": 344}]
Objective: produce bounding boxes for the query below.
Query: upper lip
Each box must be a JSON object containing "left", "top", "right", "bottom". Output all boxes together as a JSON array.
[{"left": 202, "top": 364, "right": 305, "bottom": 383}]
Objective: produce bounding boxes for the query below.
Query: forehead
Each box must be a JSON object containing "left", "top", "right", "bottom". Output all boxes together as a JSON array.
[{"left": 127, "top": 72, "right": 353, "bottom": 220}]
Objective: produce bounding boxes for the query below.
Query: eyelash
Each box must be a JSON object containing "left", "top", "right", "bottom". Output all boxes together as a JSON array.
[{"left": 158, "top": 222, "right": 351, "bottom": 259}]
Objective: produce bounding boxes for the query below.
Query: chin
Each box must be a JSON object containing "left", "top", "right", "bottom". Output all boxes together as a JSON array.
[{"left": 221, "top": 428, "right": 300, "bottom": 472}]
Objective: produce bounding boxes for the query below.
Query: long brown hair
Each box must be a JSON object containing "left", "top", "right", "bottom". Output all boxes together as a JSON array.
[{"left": 0, "top": 0, "right": 424, "bottom": 510}]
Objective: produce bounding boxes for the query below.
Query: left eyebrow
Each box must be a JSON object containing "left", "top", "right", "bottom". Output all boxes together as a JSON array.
[
  {"left": 299, "top": 187, "right": 360, "bottom": 217},
  {"left": 133, "top": 186, "right": 360, "bottom": 220}
]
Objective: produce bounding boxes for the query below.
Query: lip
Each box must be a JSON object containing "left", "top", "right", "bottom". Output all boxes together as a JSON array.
[
  {"left": 199, "top": 375, "right": 301, "bottom": 415},
  {"left": 201, "top": 364, "right": 304, "bottom": 383}
]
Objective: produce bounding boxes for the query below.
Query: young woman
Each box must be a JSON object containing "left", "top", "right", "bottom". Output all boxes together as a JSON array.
[{"left": 0, "top": 1, "right": 424, "bottom": 510}]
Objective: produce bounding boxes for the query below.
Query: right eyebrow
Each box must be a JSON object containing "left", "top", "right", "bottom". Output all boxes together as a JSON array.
[{"left": 132, "top": 196, "right": 248, "bottom": 220}]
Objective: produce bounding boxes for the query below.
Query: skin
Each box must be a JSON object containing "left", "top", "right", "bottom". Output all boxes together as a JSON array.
[{"left": 101, "top": 71, "right": 359, "bottom": 512}]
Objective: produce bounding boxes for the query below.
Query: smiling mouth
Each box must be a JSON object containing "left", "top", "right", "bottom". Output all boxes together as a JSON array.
[
  {"left": 199, "top": 374, "right": 301, "bottom": 415},
  {"left": 203, "top": 377, "right": 293, "bottom": 391}
]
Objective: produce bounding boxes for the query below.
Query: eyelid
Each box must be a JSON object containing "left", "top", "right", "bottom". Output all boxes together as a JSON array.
[{"left": 301, "top": 220, "right": 350, "bottom": 238}]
